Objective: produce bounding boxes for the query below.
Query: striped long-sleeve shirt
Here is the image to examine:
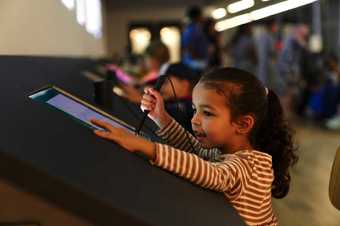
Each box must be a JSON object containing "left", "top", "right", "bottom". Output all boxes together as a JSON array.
[{"left": 153, "top": 119, "right": 278, "bottom": 226}]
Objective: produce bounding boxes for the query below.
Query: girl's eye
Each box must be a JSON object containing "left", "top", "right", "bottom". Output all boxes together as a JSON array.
[
  {"left": 192, "top": 108, "right": 197, "bottom": 113},
  {"left": 203, "top": 110, "right": 214, "bottom": 117}
]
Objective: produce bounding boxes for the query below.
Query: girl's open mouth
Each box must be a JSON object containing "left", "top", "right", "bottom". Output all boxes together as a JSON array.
[{"left": 194, "top": 131, "right": 207, "bottom": 141}]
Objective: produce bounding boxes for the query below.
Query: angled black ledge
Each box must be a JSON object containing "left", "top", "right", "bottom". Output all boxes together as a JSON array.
[{"left": 0, "top": 56, "right": 245, "bottom": 226}]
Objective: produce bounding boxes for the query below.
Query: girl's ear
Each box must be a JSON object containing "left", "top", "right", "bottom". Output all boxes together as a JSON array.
[{"left": 234, "top": 115, "right": 255, "bottom": 135}]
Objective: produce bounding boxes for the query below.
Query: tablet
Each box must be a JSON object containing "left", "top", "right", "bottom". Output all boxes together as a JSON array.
[{"left": 28, "top": 85, "right": 139, "bottom": 134}]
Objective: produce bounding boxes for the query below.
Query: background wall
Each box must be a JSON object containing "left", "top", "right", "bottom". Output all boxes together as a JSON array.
[
  {"left": 106, "top": 6, "right": 186, "bottom": 57},
  {"left": 0, "top": 0, "right": 107, "bottom": 57}
]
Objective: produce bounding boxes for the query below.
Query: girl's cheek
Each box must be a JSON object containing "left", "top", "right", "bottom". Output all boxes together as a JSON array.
[
  {"left": 201, "top": 123, "right": 208, "bottom": 133},
  {"left": 201, "top": 124, "right": 211, "bottom": 137}
]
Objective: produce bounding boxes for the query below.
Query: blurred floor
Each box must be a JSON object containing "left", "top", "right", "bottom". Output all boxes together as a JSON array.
[{"left": 272, "top": 118, "right": 340, "bottom": 226}]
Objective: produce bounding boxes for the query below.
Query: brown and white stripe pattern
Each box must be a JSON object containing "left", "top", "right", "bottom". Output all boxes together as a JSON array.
[
  {"left": 156, "top": 119, "right": 222, "bottom": 161},
  {"left": 153, "top": 119, "right": 278, "bottom": 226}
]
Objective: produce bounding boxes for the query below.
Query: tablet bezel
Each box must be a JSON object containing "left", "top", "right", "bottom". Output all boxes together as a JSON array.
[{"left": 28, "top": 85, "right": 138, "bottom": 133}]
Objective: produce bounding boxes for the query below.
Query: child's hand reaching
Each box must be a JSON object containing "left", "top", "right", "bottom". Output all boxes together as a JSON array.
[
  {"left": 91, "top": 119, "right": 156, "bottom": 160},
  {"left": 141, "top": 88, "right": 171, "bottom": 129}
]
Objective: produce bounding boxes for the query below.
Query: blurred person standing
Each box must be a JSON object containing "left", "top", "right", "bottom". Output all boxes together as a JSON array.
[
  {"left": 295, "top": 51, "right": 324, "bottom": 118},
  {"left": 277, "top": 24, "right": 310, "bottom": 90},
  {"left": 228, "top": 24, "right": 257, "bottom": 74},
  {"left": 182, "top": 6, "right": 209, "bottom": 75},
  {"left": 255, "top": 20, "right": 281, "bottom": 93},
  {"left": 203, "top": 17, "right": 223, "bottom": 69},
  {"left": 277, "top": 24, "right": 310, "bottom": 116}
]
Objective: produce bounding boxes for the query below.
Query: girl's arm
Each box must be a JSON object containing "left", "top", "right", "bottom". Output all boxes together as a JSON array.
[
  {"left": 91, "top": 119, "right": 239, "bottom": 193},
  {"left": 151, "top": 143, "right": 239, "bottom": 192}
]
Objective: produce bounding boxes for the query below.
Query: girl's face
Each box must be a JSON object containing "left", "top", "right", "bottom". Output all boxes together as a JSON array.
[{"left": 191, "top": 83, "right": 238, "bottom": 151}]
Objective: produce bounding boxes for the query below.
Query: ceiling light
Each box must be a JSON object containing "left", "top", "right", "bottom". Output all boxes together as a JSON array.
[
  {"left": 227, "top": 0, "right": 255, "bottom": 14},
  {"left": 250, "top": 0, "right": 318, "bottom": 21},
  {"left": 216, "top": 0, "right": 318, "bottom": 31},
  {"left": 212, "top": 8, "right": 227, "bottom": 19},
  {"left": 215, "top": 14, "right": 251, "bottom": 31}
]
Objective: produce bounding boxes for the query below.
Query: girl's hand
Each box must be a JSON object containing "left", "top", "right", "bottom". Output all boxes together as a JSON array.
[
  {"left": 91, "top": 119, "right": 156, "bottom": 160},
  {"left": 141, "top": 88, "right": 171, "bottom": 129}
]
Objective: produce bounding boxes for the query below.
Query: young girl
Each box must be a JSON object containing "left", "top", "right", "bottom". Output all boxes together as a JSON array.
[{"left": 91, "top": 67, "right": 298, "bottom": 226}]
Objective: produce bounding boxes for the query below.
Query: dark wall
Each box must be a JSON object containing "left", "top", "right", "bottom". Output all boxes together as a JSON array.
[{"left": 321, "top": 0, "right": 340, "bottom": 54}]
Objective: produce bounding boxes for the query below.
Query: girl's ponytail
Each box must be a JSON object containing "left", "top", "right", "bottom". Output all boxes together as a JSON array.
[{"left": 253, "top": 89, "right": 298, "bottom": 198}]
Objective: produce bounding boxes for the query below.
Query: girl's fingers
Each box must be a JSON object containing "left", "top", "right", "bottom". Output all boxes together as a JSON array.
[
  {"left": 144, "top": 87, "right": 150, "bottom": 94},
  {"left": 141, "top": 99, "right": 155, "bottom": 107},
  {"left": 91, "top": 119, "right": 113, "bottom": 131},
  {"left": 140, "top": 104, "right": 154, "bottom": 112},
  {"left": 94, "top": 130, "right": 111, "bottom": 138},
  {"left": 94, "top": 126, "right": 122, "bottom": 140},
  {"left": 141, "top": 99, "right": 155, "bottom": 108},
  {"left": 148, "top": 89, "right": 163, "bottom": 103},
  {"left": 142, "top": 93, "right": 156, "bottom": 103}
]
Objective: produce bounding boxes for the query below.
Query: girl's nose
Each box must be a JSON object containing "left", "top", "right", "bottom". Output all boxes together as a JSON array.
[{"left": 191, "top": 112, "right": 201, "bottom": 126}]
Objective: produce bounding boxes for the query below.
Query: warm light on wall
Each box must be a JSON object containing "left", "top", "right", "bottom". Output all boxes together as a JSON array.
[
  {"left": 61, "top": 0, "right": 75, "bottom": 10},
  {"left": 76, "top": 0, "right": 86, "bottom": 26},
  {"left": 60, "top": 0, "right": 102, "bottom": 38},
  {"left": 160, "top": 27, "right": 181, "bottom": 62},
  {"left": 129, "top": 28, "right": 151, "bottom": 54},
  {"left": 84, "top": 0, "right": 102, "bottom": 38}
]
